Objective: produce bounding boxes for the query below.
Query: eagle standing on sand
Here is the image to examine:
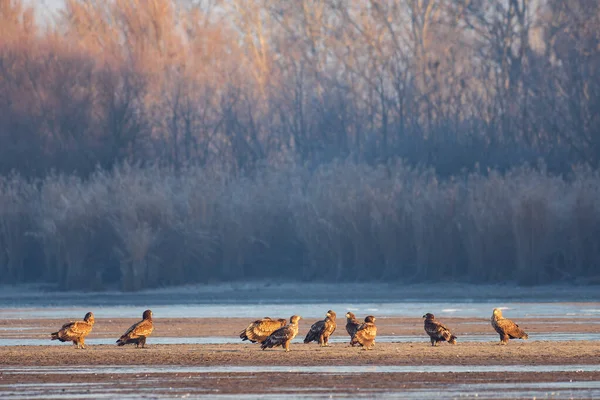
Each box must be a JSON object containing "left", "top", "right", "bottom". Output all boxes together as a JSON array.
[
  {"left": 240, "top": 317, "right": 288, "bottom": 343},
  {"left": 350, "top": 315, "right": 377, "bottom": 350},
  {"left": 423, "top": 313, "right": 457, "bottom": 346},
  {"left": 260, "top": 315, "right": 301, "bottom": 352},
  {"left": 491, "top": 308, "right": 528, "bottom": 345},
  {"left": 50, "top": 312, "right": 95, "bottom": 349},
  {"left": 116, "top": 309, "right": 154, "bottom": 348},
  {"left": 345, "top": 312, "right": 360, "bottom": 345},
  {"left": 304, "top": 310, "right": 336, "bottom": 347}
]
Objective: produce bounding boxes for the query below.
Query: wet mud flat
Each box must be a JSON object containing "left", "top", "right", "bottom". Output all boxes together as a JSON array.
[
  {"left": 1, "top": 342, "right": 600, "bottom": 399},
  {"left": 1, "top": 295, "right": 600, "bottom": 398},
  {"left": 2, "top": 367, "right": 600, "bottom": 399}
]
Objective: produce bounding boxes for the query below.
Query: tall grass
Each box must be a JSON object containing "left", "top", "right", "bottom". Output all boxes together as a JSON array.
[{"left": 1, "top": 162, "right": 599, "bottom": 290}]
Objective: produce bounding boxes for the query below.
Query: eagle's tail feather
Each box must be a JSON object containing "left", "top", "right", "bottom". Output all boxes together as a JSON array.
[
  {"left": 303, "top": 331, "right": 316, "bottom": 344},
  {"left": 260, "top": 337, "right": 274, "bottom": 350},
  {"left": 50, "top": 332, "right": 59, "bottom": 341}
]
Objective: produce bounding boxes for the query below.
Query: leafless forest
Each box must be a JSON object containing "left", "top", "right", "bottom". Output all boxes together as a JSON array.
[{"left": 1, "top": 0, "right": 599, "bottom": 290}]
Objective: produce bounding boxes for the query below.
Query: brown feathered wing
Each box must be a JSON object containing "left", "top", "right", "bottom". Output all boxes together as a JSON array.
[
  {"left": 117, "top": 319, "right": 154, "bottom": 346},
  {"left": 425, "top": 320, "right": 457, "bottom": 345},
  {"left": 350, "top": 322, "right": 377, "bottom": 349},
  {"left": 51, "top": 321, "right": 93, "bottom": 343},
  {"left": 260, "top": 324, "right": 298, "bottom": 350},
  {"left": 305, "top": 319, "right": 335, "bottom": 343},
  {"left": 240, "top": 318, "right": 287, "bottom": 343},
  {"left": 493, "top": 317, "right": 528, "bottom": 340},
  {"left": 304, "top": 320, "right": 325, "bottom": 343}
]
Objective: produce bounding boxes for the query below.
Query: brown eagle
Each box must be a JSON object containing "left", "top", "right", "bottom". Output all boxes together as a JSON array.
[
  {"left": 116, "top": 309, "right": 154, "bottom": 348},
  {"left": 239, "top": 317, "right": 287, "bottom": 343},
  {"left": 345, "top": 312, "right": 360, "bottom": 346},
  {"left": 304, "top": 310, "right": 336, "bottom": 347},
  {"left": 350, "top": 315, "right": 377, "bottom": 350},
  {"left": 260, "top": 315, "right": 301, "bottom": 352},
  {"left": 491, "top": 308, "right": 528, "bottom": 345},
  {"left": 423, "top": 313, "right": 457, "bottom": 346},
  {"left": 50, "top": 311, "right": 95, "bottom": 349}
]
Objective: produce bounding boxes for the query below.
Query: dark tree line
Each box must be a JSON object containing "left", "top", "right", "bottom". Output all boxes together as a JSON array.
[{"left": 0, "top": 1, "right": 600, "bottom": 290}]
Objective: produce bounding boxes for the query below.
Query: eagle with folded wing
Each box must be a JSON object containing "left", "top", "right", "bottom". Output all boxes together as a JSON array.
[
  {"left": 240, "top": 317, "right": 288, "bottom": 343},
  {"left": 304, "top": 310, "right": 336, "bottom": 347},
  {"left": 345, "top": 312, "right": 360, "bottom": 346},
  {"left": 350, "top": 315, "right": 377, "bottom": 350},
  {"left": 116, "top": 309, "right": 154, "bottom": 348},
  {"left": 491, "top": 308, "right": 528, "bottom": 345},
  {"left": 261, "top": 315, "right": 301, "bottom": 352},
  {"left": 50, "top": 312, "right": 95, "bottom": 349},
  {"left": 423, "top": 313, "right": 457, "bottom": 346}
]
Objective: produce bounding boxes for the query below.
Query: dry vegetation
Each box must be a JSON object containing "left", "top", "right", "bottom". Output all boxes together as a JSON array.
[
  {"left": 1, "top": 163, "right": 600, "bottom": 290},
  {"left": 0, "top": 0, "right": 599, "bottom": 289}
]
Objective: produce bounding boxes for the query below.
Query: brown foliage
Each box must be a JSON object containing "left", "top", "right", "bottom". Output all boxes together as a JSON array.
[{"left": 1, "top": 1, "right": 600, "bottom": 288}]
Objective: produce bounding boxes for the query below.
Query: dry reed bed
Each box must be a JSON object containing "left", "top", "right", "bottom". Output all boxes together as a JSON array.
[{"left": 1, "top": 162, "right": 599, "bottom": 290}]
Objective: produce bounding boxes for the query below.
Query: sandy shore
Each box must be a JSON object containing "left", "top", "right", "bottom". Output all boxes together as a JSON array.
[
  {"left": 1, "top": 340, "right": 600, "bottom": 367},
  {"left": 1, "top": 342, "right": 600, "bottom": 398},
  {"left": 2, "top": 316, "right": 600, "bottom": 365}
]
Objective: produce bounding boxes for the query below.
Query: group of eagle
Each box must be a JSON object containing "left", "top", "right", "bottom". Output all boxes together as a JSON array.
[
  {"left": 50, "top": 307, "right": 528, "bottom": 350},
  {"left": 51, "top": 309, "right": 154, "bottom": 349},
  {"left": 240, "top": 308, "right": 527, "bottom": 351},
  {"left": 240, "top": 311, "right": 378, "bottom": 351}
]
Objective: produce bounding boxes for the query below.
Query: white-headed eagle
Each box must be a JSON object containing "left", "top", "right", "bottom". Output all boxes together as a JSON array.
[{"left": 491, "top": 308, "right": 528, "bottom": 345}]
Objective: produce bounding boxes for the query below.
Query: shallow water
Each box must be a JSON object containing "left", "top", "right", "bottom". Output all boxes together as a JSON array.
[
  {"left": 2, "top": 365, "right": 600, "bottom": 399},
  {"left": 402, "top": 381, "right": 600, "bottom": 399},
  {"left": 2, "top": 332, "right": 600, "bottom": 347},
  {"left": 2, "top": 301, "right": 600, "bottom": 320}
]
